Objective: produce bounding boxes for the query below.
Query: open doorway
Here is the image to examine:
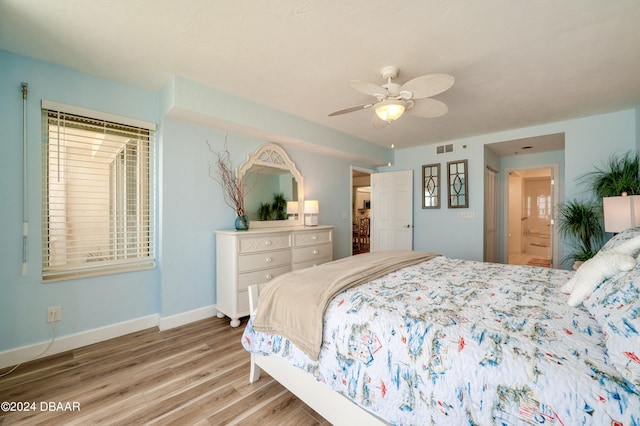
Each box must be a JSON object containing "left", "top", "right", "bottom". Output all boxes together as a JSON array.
[
  {"left": 351, "top": 167, "right": 373, "bottom": 255},
  {"left": 485, "top": 132, "right": 564, "bottom": 268},
  {"left": 507, "top": 168, "right": 554, "bottom": 267}
]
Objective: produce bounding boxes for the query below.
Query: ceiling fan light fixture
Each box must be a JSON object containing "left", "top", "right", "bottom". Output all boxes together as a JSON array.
[{"left": 375, "top": 100, "right": 406, "bottom": 121}]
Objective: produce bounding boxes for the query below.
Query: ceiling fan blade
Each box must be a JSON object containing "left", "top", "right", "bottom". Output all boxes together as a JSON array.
[
  {"left": 371, "top": 114, "right": 390, "bottom": 129},
  {"left": 407, "top": 98, "right": 449, "bottom": 118},
  {"left": 328, "top": 103, "right": 374, "bottom": 116},
  {"left": 349, "top": 80, "right": 388, "bottom": 97},
  {"left": 401, "top": 74, "right": 455, "bottom": 99}
]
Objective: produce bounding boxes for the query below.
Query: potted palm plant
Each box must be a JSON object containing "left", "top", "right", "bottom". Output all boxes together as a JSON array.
[
  {"left": 559, "top": 150, "right": 640, "bottom": 267},
  {"left": 558, "top": 200, "right": 604, "bottom": 266},
  {"left": 581, "top": 151, "right": 640, "bottom": 197}
]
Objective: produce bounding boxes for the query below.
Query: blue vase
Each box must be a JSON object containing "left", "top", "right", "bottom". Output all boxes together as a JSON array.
[{"left": 235, "top": 214, "right": 249, "bottom": 231}]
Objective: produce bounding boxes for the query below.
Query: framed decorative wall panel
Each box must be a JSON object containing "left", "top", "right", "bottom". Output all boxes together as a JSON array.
[
  {"left": 422, "top": 163, "right": 440, "bottom": 209},
  {"left": 447, "top": 159, "right": 468, "bottom": 208}
]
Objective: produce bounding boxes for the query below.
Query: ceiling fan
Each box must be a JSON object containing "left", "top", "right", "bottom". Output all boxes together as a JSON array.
[{"left": 329, "top": 66, "right": 454, "bottom": 128}]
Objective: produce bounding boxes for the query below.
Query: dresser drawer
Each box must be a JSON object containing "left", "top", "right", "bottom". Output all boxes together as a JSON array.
[
  {"left": 292, "top": 244, "right": 331, "bottom": 264},
  {"left": 238, "top": 264, "right": 291, "bottom": 291},
  {"left": 238, "top": 234, "right": 291, "bottom": 253},
  {"left": 293, "top": 256, "right": 331, "bottom": 270},
  {"left": 293, "top": 229, "right": 332, "bottom": 247},
  {"left": 238, "top": 249, "right": 291, "bottom": 272},
  {"left": 216, "top": 226, "right": 333, "bottom": 327}
]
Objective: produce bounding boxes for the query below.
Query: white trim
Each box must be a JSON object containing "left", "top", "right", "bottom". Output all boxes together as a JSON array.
[
  {"left": 253, "top": 353, "right": 388, "bottom": 425},
  {"left": 503, "top": 164, "right": 560, "bottom": 268},
  {"left": 41, "top": 99, "right": 156, "bottom": 130},
  {"left": 0, "top": 314, "right": 159, "bottom": 369},
  {"left": 157, "top": 305, "right": 218, "bottom": 331},
  {"left": 0, "top": 305, "right": 220, "bottom": 369}
]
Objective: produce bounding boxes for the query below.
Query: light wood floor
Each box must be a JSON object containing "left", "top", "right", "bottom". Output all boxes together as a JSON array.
[
  {"left": 0, "top": 316, "right": 330, "bottom": 426},
  {"left": 508, "top": 251, "right": 548, "bottom": 267}
]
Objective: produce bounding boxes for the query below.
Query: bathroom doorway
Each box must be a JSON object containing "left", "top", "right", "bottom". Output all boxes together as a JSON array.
[{"left": 507, "top": 168, "right": 555, "bottom": 267}]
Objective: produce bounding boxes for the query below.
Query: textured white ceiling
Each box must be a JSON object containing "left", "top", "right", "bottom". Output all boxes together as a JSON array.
[{"left": 1, "top": 0, "right": 639, "bottom": 149}]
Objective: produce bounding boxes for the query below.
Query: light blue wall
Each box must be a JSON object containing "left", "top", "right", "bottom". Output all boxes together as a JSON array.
[
  {"left": 165, "top": 76, "right": 392, "bottom": 166},
  {"left": 158, "top": 120, "right": 362, "bottom": 318},
  {"left": 390, "top": 140, "right": 486, "bottom": 260},
  {"left": 159, "top": 121, "right": 252, "bottom": 318},
  {"left": 391, "top": 109, "right": 637, "bottom": 263},
  {"left": 276, "top": 144, "right": 358, "bottom": 260},
  {"left": 0, "top": 50, "right": 376, "bottom": 353},
  {"left": 158, "top": 76, "right": 384, "bottom": 320},
  {"left": 0, "top": 51, "right": 160, "bottom": 351},
  {"left": 1, "top": 48, "right": 639, "bottom": 357}
]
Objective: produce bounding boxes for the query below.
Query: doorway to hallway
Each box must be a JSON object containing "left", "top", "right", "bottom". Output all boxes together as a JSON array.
[{"left": 352, "top": 167, "right": 372, "bottom": 255}]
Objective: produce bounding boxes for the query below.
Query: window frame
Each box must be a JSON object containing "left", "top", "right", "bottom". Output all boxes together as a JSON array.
[{"left": 41, "top": 100, "right": 156, "bottom": 282}]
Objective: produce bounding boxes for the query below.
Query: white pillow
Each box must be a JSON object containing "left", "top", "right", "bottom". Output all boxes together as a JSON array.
[
  {"left": 605, "top": 233, "right": 640, "bottom": 257},
  {"left": 562, "top": 252, "right": 636, "bottom": 307}
]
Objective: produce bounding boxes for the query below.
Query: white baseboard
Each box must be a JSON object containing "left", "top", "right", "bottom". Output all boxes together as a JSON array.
[
  {"left": 158, "top": 305, "right": 218, "bottom": 331},
  {"left": 0, "top": 314, "right": 159, "bottom": 369},
  {"left": 0, "top": 305, "right": 218, "bottom": 369}
]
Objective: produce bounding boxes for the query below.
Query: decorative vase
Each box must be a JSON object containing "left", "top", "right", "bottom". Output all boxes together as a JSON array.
[{"left": 235, "top": 214, "right": 249, "bottom": 231}]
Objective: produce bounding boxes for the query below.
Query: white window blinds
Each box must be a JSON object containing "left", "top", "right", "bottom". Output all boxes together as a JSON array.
[{"left": 42, "top": 103, "right": 155, "bottom": 281}]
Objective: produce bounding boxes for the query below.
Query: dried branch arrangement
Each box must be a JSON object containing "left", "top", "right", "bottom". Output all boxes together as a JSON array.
[{"left": 207, "top": 139, "right": 245, "bottom": 217}]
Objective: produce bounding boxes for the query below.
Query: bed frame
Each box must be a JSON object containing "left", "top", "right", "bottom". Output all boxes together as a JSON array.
[{"left": 247, "top": 284, "right": 388, "bottom": 426}]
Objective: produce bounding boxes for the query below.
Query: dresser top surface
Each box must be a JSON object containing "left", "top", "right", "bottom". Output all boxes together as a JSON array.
[{"left": 215, "top": 225, "right": 333, "bottom": 236}]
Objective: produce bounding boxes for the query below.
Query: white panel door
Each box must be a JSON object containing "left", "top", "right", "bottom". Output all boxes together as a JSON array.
[{"left": 371, "top": 170, "right": 413, "bottom": 251}]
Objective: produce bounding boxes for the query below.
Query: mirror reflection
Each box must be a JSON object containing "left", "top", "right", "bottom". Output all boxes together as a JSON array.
[
  {"left": 243, "top": 166, "right": 299, "bottom": 221},
  {"left": 237, "top": 143, "right": 304, "bottom": 228}
]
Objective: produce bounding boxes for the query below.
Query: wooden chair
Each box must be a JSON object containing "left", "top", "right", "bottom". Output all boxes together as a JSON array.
[{"left": 354, "top": 217, "right": 370, "bottom": 252}]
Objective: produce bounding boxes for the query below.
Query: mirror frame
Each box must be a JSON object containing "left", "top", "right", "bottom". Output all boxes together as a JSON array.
[
  {"left": 237, "top": 143, "right": 304, "bottom": 228},
  {"left": 447, "top": 159, "right": 469, "bottom": 208},
  {"left": 422, "top": 163, "right": 440, "bottom": 209}
]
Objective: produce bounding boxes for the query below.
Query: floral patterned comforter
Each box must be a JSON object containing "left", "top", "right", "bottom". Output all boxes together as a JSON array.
[{"left": 242, "top": 256, "right": 640, "bottom": 425}]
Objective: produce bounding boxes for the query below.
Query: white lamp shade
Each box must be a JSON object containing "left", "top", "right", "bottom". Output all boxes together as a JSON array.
[
  {"left": 374, "top": 100, "right": 406, "bottom": 121},
  {"left": 303, "top": 200, "right": 319, "bottom": 214},
  {"left": 286, "top": 201, "right": 298, "bottom": 214},
  {"left": 603, "top": 195, "right": 640, "bottom": 233}
]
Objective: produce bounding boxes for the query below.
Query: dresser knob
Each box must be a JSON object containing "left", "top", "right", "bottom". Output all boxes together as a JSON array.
[
  {"left": 312, "top": 235, "right": 318, "bottom": 240},
  {"left": 265, "top": 240, "right": 272, "bottom": 246},
  {"left": 266, "top": 274, "right": 272, "bottom": 280},
  {"left": 313, "top": 249, "right": 319, "bottom": 255},
  {"left": 266, "top": 257, "right": 272, "bottom": 263}
]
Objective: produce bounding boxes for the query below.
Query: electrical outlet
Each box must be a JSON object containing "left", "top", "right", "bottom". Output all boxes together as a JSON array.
[
  {"left": 47, "top": 306, "right": 61, "bottom": 323},
  {"left": 458, "top": 211, "right": 475, "bottom": 219}
]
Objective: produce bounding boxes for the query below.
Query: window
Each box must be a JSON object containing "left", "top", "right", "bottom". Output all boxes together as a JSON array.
[{"left": 42, "top": 101, "right": 155, "bottom": 281}]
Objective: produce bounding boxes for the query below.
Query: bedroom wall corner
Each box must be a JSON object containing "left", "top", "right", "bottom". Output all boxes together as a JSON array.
[
  {"left": 0, "top": 50, "right": 160, "bottom": 357},
  {"left": 390, "top": 141, "right": 485, "bottom": 261},
  {"left": 391, "top": 108, "right": 637, "bottom": 266}
]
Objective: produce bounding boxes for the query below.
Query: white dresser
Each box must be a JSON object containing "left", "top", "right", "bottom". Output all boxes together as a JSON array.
[{"left": 215, "top": 225, "right": 333, "bottom": 327}]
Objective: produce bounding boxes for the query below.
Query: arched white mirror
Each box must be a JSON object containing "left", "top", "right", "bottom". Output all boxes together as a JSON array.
[{"left": 237, "top": 144, "right": 304, "bottom": 228}]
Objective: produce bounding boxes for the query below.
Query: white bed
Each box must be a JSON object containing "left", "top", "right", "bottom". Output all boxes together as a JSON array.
[
  {"left": 247, "top": 284, "right": 388, "bottom": 425},
  {"left": 242, "top": 231, "right": 640, "bottom": 425}
]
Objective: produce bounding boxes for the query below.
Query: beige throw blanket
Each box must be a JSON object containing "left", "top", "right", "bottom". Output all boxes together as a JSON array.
[{"left": 252, "top": 250, "right": 439, "bottom": 361}]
